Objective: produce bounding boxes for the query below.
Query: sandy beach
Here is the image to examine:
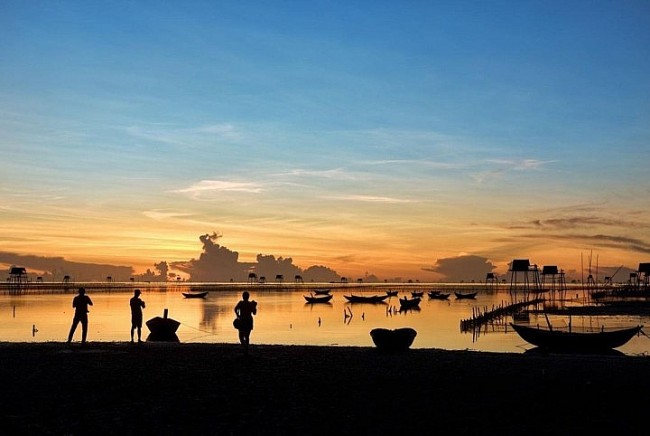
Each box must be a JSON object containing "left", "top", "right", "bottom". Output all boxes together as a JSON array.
[{"left": 1, "top": 342, "right": 649, "bottom": 435}]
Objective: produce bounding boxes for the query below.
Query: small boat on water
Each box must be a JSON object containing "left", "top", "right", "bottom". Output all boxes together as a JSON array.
[
  {"left": 399, "top": 297, "right": 421, "bottom": 309},
  {"left": 146, "top": 309, "right": 181, "bottom": 340},
  {"left": 304, "top": 294, "right": 333, "bottom": 304},
  {"left": 428, "top": 291, "right": 451, "bottom": 300},
  {"left": 510, "top": 322, "right": 643, "bottom": 352},
  {"left": 344, "top": 294, "right": 389, "bottom": 303},
  {"left": 386, "top": 290, "right": 399, "bottom": 297},
  {"left": 411, "top": 291, "right": 424, "bottom": 298},
  {"left": 455, "top": 291, "right": 478, "bottom": 299},
  {"left": 370, "top": 327, "right": 417, "bottom": 351},
  {"left": 182, "top": 291, "right": 208, "bottom": 299},
  {"left": 313, "top": 288, "right": 332, "bottom": 295}
]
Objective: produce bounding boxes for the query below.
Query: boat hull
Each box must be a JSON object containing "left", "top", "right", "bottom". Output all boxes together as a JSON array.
[
  {"left": 428, "top": 292, "right": 450, "bottom": 299},
  {"left": 454, "top": 291, "right": 477, "bottom": 299},
  {"left": 399, "top": 297, "right": 421, "bottom": 309},
  {"left": 182, "top": 291, "right": 208, "bottom": 299},
  {"left": 304, "top": 294, "right": 333, "bottom": 303},
  {"left": 146, "top": 316, "right": 181, "bottom": 338},
  {"left": 510, "top": 323, "right": 643, "bottom": 352},
  {"left": 370, "top": 328, "right": 417, "bottom": 351},
  {"left": 344, "top": 295, "right": 389, "bottom": 303}
]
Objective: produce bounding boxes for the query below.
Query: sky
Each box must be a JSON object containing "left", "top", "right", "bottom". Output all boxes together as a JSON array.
[{"left": 1, "top": 1, "right": 649, "bottom": 282}]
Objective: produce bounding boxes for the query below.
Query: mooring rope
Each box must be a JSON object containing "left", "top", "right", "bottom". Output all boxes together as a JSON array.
[{"left": 179, "top": 321, "right": 218, "bottom": 336}]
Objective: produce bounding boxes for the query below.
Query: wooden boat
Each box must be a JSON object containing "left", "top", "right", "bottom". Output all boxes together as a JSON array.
[
  {"left": 182, "top": 291, "right": 208, "bottom": 299},
  {"left": 344, "top": 294, "right": 389, "bottom": 303},
  {"left": 146, "top": 309, "right": 181, "bottom": 339},
  {"left": 428, "top": 291, "right": 451, "bottom": 300},
  {"left": 304, "top": 294, "right": 333, "bottom": 303},
  {"left": 370, "top": 328, "right": 417, "bottom": 351},
  {"left": 455, "top": 291, "right": 478, "bottom": 299},
  {"left": 313, "top": 288, "right": 332, "bottom": 295},
  {"left": 411, "top": 291, "right": 424, "bottom": 298},
  {"left": 399, "top": 297, "right": 421, "bottom": 309},
  {"left": 510, "top": 322, "right": 643, "bottom": 352},
  {"left": 386, "top": 290, "right": 399, "bottom": 297}
]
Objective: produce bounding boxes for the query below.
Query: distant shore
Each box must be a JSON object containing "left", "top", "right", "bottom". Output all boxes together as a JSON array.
[
  {"left": 0, "top": 280, "right": 586, "bottom": 295},
  {"left": 1, "top": 342, "right": 649, "bottom": 434}
]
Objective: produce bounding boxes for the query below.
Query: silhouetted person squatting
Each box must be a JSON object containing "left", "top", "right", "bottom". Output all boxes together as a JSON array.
[
  {"left": 67, "top": 287, "right": 93, "bottom": 344},
  {"left": 130, "top": 289, "right": 146, "bottom": 343},
  {"left": 234, "top": 291, "right": 257, "bottom": 355}
]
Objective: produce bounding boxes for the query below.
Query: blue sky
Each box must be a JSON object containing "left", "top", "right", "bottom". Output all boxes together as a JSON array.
[{"left": 1, "top": 1, "right": 649, "bottom": 281}]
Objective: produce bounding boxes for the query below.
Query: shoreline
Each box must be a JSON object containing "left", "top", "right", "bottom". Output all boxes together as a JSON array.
[{"left": 1, "top": 342, "right": 649, "bottom": 434}]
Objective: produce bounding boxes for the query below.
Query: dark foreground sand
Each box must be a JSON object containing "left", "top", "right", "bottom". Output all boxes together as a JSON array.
[{"left": 1, "top": 342, "right": 649, "bottom": 435}]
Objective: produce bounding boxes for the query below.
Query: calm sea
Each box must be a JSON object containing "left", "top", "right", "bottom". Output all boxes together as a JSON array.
[{"left": 2, "top": 285, "right": 649, "bottom": 355}]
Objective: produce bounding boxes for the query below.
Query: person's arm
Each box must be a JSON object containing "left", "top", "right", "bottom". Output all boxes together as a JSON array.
[
  {"left": 234, "top": 302, "right": 240, "bottom": 317},
  {"left": 88, "top": 297, "right": 93, "bottom": 306}
]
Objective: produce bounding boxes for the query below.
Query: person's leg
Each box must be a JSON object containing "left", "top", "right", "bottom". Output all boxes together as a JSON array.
[
  {"left": 137, "top": 325, "right": 142, "bottom": 342},
  {"left": 81, "top": 318, "right": 88, "bottom": 343},
  {"left": 242, "top": 330, "right": 251, "bottom": 355},
  {"left": 131, "top": 325, "right": 135, "bottom": 342},
  {"left": 67, "top": 317, "right": 79, "bottom": 342}
]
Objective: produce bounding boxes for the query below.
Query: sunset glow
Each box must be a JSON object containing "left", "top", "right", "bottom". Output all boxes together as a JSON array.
[{"left": 1, "top": 1, "right": 649, "bottom": 282}]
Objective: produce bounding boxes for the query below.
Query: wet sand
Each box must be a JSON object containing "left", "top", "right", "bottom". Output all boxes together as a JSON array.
[{"left": 1, "top": 342, "right": 649, "bottom": 435}]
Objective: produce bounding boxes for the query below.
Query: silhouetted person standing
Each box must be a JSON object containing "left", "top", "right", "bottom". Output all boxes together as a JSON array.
[
  {"left": 67, "top": 287, "right": 93, "bottom": 344},
  {"left": 130, "top": 289, "right": 146, "bottom": 343},
  {"left": 234, "top": 291, "right": 257, "bottom": 355}
]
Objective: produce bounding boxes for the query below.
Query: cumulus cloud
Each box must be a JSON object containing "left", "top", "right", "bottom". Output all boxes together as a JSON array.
[
  {"left": 170, "top": 232, "right": 341, "bottom": 282},
  {"left": 422, "top": 255, "right": 497, "bottom": 282}
]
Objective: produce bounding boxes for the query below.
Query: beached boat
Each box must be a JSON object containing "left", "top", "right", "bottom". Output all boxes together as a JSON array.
[
  {"left": 428, "top": 291, "right": 451, "bottom": 300},
  {"left": 304, "top": 294, "right": 333, "bottom": 303},
  {"left": 370, "top": 327, "right": 417, "bottom": 351},
  {"left": 399, "top": 297, "right": 421, "bottom": 309},
  {"left": 313, "top": 288, "right": 332, "bottom": 295},
  {"left": 344, "top": 294, "right": 389, "bottom": 303},
  {"left": 455, "top": 291, "right": 478, "bottom": 299},
  {"left": 182, "top": 291, "right": 208, "bottom": 299},
  {"left": 146, "top": 309, "right": 181, "bottom": 339},
  {"left": 510, "top": 322, "right": 643, "bottom": 352}
]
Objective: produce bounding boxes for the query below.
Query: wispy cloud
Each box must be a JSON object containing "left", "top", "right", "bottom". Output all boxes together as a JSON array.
[
  {"left": 362, "top": 159, "right": 460, "bottom": 169},
  {"left": 143, "top": 210, "right": 195, "bottom": 221},
  {"left": 276, "top": 168, "right": 357, "bottom": 180},
  {"left": 487, "top": 159, "right": 556, "bottom": 170},
  {"left": 173, "top": 180, "right": 264, "bottom": 199},
  {"left": 518, "top": 233, "right": 650, "bottom": 255},
  {"left": 472, "top": 158, "right": 555, "bottom": 183},
  {"left": 507, "top": 215, "right": 647, "bottom": 230},
  {"left": 125, "top": 123, "right": 240, "bottom": 147},
  {"left": 326, "top": 194, "right": 414, "bottom": 204}
]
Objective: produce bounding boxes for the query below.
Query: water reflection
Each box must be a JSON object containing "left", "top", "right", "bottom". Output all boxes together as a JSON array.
[{"left": 1, "top": 287, "right": 648, "bottom": 356}]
